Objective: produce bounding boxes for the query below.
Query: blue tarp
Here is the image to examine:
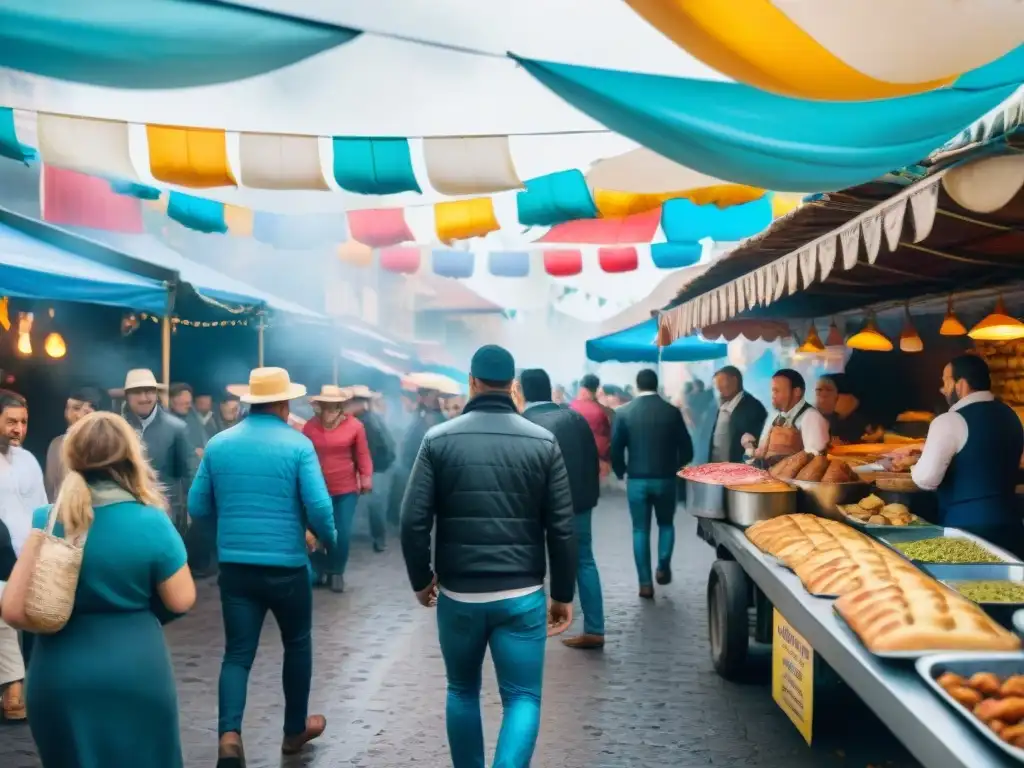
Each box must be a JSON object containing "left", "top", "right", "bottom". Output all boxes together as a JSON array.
[
  {"left": 516, "top": 57, "right": 1018, "bottom": 192},
  {"left": 587, "top": 318, "right": 727, "bottom": 364},
  {"left": 91, "top": 233, "right": 325, "bottom": 321},
  {"left": 0, "top": 222, "right": 168, "bottom": 313}
]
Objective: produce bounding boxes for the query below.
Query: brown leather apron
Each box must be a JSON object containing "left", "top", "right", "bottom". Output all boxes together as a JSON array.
[{"left": 764, "top": 403, "right": 812, "bottom": 466}]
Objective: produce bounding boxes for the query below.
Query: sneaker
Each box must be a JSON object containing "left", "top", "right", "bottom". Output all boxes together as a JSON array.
[
  {"left": 372, "top": 540, "right": 387, "bottom": 553},
  {"left": 329, "top": 575, "right": 345, "bottom": 593},
  {"left": 638, "top": 585, "right": 655, "bottom": 600},
  {"left": 656, "top": 568, "right": 672, "bottom": 586}
]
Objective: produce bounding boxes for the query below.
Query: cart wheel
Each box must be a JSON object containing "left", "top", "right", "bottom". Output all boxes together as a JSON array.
[{"left": 708, "top": 559, "right": 750, "bottom": 680}]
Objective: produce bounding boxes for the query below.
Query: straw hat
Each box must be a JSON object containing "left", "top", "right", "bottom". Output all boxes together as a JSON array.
[
  {"left": 308, "top": 385, "right": 355, "bottom": 404},
  {"left": 348, "top": 384, "right": 381, "bottom": 400},
  {"left": 123, "top": 369, "right": 167, "bottom": 392},
  {"left": 402, "top": 372, "right": 462, "bottom": 396},
  {"left": 229, "top": 367, "right": 307, "bottom": 405}
]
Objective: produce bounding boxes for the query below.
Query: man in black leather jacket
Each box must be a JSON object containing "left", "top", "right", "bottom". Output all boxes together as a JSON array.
[
  {"left": 400, "top": 345, "right": 576, "bottom": 768},
  {"left": 519, "top": 368, "right": 604, "bottom": 650}
]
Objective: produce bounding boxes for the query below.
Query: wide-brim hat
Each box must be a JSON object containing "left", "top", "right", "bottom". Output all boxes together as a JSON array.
[
  {"left": 308, "top": 385, "right": 355, "bottom": 404},
  {"left": 401, "top": 372, "right": 462, "bottom": 396},
  {"left": 229, "top": 367, "right": 307, "bottom": 404},
  {"left": 348, "top": 384, "right": 381, "bottom": 400},
  {"left": 123, "top": 368, "right": 167, "bottom": 392}
]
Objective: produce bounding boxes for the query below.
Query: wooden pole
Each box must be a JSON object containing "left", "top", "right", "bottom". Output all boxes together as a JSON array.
[{"left": 161, "top": 315, "right": 171, "bottom": 406}]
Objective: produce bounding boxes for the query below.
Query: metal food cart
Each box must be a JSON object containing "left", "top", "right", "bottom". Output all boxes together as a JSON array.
[{"left": 698, "top": 517, "right": 1019, "bottom": 767}]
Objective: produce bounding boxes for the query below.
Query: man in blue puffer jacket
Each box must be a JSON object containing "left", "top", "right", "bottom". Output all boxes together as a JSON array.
[{"left": 189, "top": 367, "right": 336, "bottom": 766}]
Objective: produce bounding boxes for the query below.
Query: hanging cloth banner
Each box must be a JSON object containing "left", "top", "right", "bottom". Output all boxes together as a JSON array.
[
  {"left": 147, "top": 125, "right": 237, "bottom": 188},
  {"left": 0, "top": 108, "right": 35, "bottom": 163},
  {"left": 167, "top": 192, "right": 227, "bottom": 234},
  {"left": 41, "top": 165, "right": 144, "bottom": 233},
  {"left": 347, "top": 208, "right": 415, "bottom": 247},
  {"left": 488, "top": 251, "right": 531, "bottom": 278},
  {"left": 0, "top": 1, "right": 360, "bottom": 89},
  {"left": 431, "top": 249, "right": 475, "bottom": 279},
  {"left": 238, "top": 133, "right": 330, "bottom": 191},
  {"left": 434, "top": 198, "right": 500, "bottom": 243},
  {"left": 538, "top": 209, "right": 661, "bottom": 245},
  {"left": 37, "top": 113, "right": 137, "bottom": 180},
  {"left": 515, "top": 56, "right": 1017, "bottom": 191},
  {"left": 332, "top": 137, "right": 421, "bottom": 195},
  {"left": 517, "top": 170, "right": 598, "bottom": 227},
  {"left": 423, "top": 136, "right": 523, "bottom": 196}
]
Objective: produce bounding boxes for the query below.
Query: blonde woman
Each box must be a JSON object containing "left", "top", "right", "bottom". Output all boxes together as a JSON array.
[{"left": 3, "top": 412, "right": 195, "bottom": 768}]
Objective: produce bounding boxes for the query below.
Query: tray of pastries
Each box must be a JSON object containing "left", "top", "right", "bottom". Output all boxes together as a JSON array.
[
  {"left": 919, "top": 654, "right": 1024, "bottom": 763},
  {"left": 834, "top": 568, "right": 1022, "bottom": 658},
  {"left": 770, "top": 452, "right": 860, "bottom": 484},
  {"left": 747, "top": 514, "right": 915, "bottom": 597}
]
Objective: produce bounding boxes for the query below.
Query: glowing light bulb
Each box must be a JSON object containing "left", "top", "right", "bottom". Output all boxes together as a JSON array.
[
  {"left": 44, "top": 332, "right": 66, "bottom": 359},
  {"left": 16, "top": 333, "right": 31, "bottom": 356}
]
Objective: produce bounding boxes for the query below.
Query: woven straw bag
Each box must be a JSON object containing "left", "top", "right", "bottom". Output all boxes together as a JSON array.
[{"left": 12, "top": 505, "right": 87, "bottom": 633}]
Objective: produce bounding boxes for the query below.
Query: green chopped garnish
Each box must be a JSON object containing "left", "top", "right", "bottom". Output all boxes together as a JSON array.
[{"left": 892, "top": 537, "right": 1003, "bottom": 564}]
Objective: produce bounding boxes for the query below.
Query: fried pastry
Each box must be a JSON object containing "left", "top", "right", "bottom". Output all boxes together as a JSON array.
[
  {"left": 796, "top": 455, "right": 830, "bottom": 482},
  {"left": 835, "top": 571, "right": 1022, "bottom": 653},
  {"left": 1000, "top": 676, "right": 1024, "bottom": 698},
  {"left": 970, "top": 672, "right": 1002, "bottom": 697}
]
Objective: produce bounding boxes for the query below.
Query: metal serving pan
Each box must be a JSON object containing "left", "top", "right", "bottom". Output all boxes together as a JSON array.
[
  {"left": 724, "top": 485, "right": 797, "bottom": 528},
  {"left": 917, "top": 653, "right": 1024, "bottom": 764},
  {"left": 686, "top": 480, "right": 727, "bottom": 520},
  {"left": 786, "top": 479, "right": 870, "bottom": 522},
  {"left": 922, "top": 564, "right": 1024, "bottom": 629},
  {"left": 836, "top": 504, "right": 936, "bottom": 532},
  {"left": 878, "top": 527, "right": 1022, "bottom": 566}
]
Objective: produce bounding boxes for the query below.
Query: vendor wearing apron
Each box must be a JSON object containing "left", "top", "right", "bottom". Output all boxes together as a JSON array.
[
  {"left": 901, "top": 355, "right": 1024, "bottom": 556},
  {"left": 748, "top": 369, "right": 830, "bottom": 466}
]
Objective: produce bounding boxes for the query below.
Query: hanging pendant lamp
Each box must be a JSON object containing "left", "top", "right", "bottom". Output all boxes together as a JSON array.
[
  {"left": 796, "top": 322, "right": 825, "bottom": 354},
  {"left": 939, "top": 296, "right": 967, "bottom": 336},
  {"left": 899, "top": 306, "right": 924, "bottom": 353},
  {"left": 968, "top": 296, "right": 1024, "bottom": 341},
  {"left": 825, "top": 318, "right": 844, "bottom": 347},
  {"left": 846, "top": 312, "right": 893, "bottom": 352}
]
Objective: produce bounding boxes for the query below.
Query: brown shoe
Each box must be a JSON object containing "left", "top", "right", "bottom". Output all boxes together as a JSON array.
[
  {"left": 562, "top": 633, "right": 605, "bottom": 649},
  {"left": 656, "top": 568, "right": 672, "bottom": 586},
  {"left": 216, "top": 732, "right": 245, "bottom": 768},
  {"left": 638, "top": 585, "right": 655, "bottom": 600},
  {"left": 2, "top": 681, "right": 25, "bottom": 721},
  {"left": 282, "top": 714, "right": 327, "bottom": 755}
]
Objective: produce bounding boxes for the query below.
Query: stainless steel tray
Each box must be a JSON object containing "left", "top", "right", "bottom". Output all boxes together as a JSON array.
[
  {"left": 831, "top": 608, "right": 924, "bottom": 660},
  {"left": 762, "top": 553, "right": 792, "bottom": 570},
  {"left": 922, "top": 564, "right": 1024, "bottom": 629},
  {"left": 836, "top": 505, "right": 935, "bottom": 532},
  {"left": 917, "top": 653, "right": 1024, "bottom": 764},
  {"left": 878, "top": 527, "right": 1022, "bottom": 566}
]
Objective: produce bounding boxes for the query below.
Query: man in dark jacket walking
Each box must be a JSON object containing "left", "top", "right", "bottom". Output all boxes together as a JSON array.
[
  {"left": 611, "top": 369, "right": 693, "bottom": 598},
  {"left": 401, "top": 345, "right": 576, "bottom": 768},
  {"left": 519, "top": 368, "right": 604, "bottom": 650}
]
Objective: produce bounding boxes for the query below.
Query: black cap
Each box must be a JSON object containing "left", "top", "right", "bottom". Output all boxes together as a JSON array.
[{"left": 470, "top": 345, "right": 515, "bottom": 383}]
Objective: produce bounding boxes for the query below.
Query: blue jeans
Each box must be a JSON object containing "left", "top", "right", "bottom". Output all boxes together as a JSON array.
[
  {"left": 328, "top": 493, "right": 357, "bottom": 575},
  {"left": 218, "top": 564, "right": 312, "bottom": 737},
  {"left": 437, "top": 590, "right": 547, "bottom": 768},
  {"left": 575, "top": 510, "right": 605, "bottom": 635},
  {"left": 626, "top": 478, "right": 678, "bottom": 587}
]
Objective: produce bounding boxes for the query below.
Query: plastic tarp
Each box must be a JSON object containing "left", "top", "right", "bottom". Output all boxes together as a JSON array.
[
  {"left": 0, "top": 222, "right": 168, "bottom": 313},
  {"left": 90, "top": 233, "right": 324, "bottom": 320},
  {"left": 516, "top": 57, "right": 1018, "bottom": 192},
  {"left": 586, "top": 318, "right": 726, "bottom": 364}
]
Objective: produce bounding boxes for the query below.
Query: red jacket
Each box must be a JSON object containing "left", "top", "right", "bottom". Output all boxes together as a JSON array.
[
  {"left": 571, "top": 397, "right": 611, "bottom": 460},
  {"left": 303, "top": 415, "right": 373, "bottom": 496}
]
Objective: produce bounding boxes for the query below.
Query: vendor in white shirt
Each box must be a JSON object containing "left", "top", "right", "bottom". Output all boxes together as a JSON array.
[
  {"left": 745, "top": 369, "right": 830, "bottom": 465},
  {"left": 899, "top": 355, "right": 1024, "bottom": 554}
]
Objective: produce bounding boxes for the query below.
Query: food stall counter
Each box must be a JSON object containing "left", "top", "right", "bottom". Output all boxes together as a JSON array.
[{"left": 702, "top": 519, "right": 1018, "bottom": 768}]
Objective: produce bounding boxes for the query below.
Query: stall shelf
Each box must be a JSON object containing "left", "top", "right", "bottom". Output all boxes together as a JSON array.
[{"left": 698, "top": 518, "right": 1019, "bottom": 768}]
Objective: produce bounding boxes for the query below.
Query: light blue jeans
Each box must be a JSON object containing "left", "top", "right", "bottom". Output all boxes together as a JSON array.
[
  {"left": 575, "top": 510, "right": 605, "bottom": 635},
  {"left": 437, "top": 589, "right": 547, "bottom": 768},
  {"left": 626, "top": 478, "right": 678, "bottom": 587}
]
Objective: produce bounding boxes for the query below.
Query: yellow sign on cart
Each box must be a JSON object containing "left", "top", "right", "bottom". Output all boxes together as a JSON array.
[{"left": 772, "top": 609, "right": 814, "bottom": 745}]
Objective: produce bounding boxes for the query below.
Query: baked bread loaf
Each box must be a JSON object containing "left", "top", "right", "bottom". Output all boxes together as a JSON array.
[
  {"left": 746, "top": 514, "right": 868, "bottom": 567},
  {"left": 771, "top": 452, "right": 813, "bottom": 480},
  {"left": 835, "top": 569, "right": 1022, "bottom": 653},
  {"left": 795, "top": 455, "right": 830, "bottom": 482},
  {"left": 794, "top": 542, "right": 917, "bottom": 596}
]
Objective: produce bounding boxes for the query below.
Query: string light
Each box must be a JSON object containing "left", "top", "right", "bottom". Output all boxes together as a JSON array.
[{"left": 136, "top": 313, "right": 253, "bottom": 328}]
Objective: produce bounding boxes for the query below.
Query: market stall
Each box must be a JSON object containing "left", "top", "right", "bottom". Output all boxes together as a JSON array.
[{"left": 667, "top": 131, "right": 1024, "bottom": 765}]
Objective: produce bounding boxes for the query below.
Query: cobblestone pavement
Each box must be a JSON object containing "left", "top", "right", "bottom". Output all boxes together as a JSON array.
[{"left": 1, "top": 491, "right": 921, "bottom": 767}]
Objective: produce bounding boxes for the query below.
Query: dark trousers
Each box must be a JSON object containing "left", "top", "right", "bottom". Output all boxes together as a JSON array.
[
  {"left": 186, "top": 516, "right": 218, "bottom": 576},
  {"left": 218, "top": 564, "right": 312, "bottom": 737}
]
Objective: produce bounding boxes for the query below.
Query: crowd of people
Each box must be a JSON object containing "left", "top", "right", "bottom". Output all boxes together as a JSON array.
[{"left": 0, "top": 346, "right": 1016, "bottom": 767}]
